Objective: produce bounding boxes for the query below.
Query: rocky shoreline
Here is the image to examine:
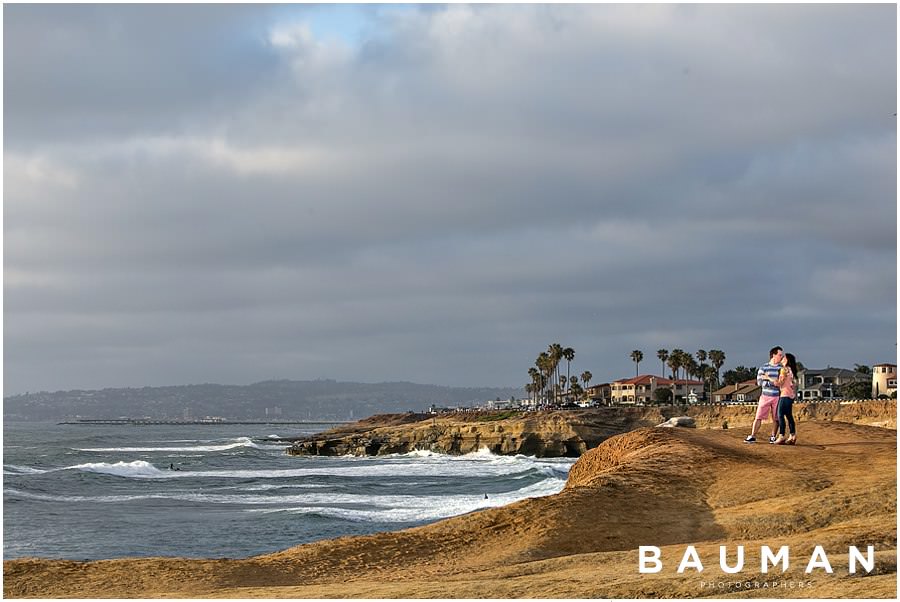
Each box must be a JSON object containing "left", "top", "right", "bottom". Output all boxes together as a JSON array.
[{"left": 282, "top": 399, "right": 896, "bottom": 457}]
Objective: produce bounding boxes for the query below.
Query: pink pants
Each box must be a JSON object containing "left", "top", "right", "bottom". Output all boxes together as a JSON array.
[{"left": 755, "top": 394, "right": 779, "bottom": 421}]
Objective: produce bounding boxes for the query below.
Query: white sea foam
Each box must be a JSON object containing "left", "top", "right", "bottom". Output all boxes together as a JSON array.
[
  {"left": 71, "top": 460, "right": 170, "bottom": 478},
  {"left": 74, "top": 436, "right": 262, "bottom": 453},
  {"left": 57, "top": 452, "right": 575, "bottom": 480},
  {"left": 244, "top": 478, "right": 567, "bottom": 523},
  {"left": 5, "top": 478, "right": 565, "bottom": 513},
  {"left": 3, "top": 464, "right": 50, "bottom": 475}
]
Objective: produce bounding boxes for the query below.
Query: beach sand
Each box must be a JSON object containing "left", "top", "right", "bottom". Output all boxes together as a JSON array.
[{"left": 4, "top": 420, "right": 896, "bottom": 598}]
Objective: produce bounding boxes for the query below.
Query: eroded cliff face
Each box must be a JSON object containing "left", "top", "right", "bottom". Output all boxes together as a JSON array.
[
  {"left": 287, "top": 411, "right": 612, "bottom": 458},
  {"left": 285, "top": 400, "right": 896, "bottom": 458}
]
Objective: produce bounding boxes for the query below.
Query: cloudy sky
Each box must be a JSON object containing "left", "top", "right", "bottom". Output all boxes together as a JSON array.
[{"left": 3, "top": 3, "right": 897, "bottom": 395}]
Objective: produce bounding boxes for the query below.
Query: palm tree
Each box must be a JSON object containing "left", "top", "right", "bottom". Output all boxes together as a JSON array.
[
  {"left": 580, "top": 371, "right": 592, "bottom": 402},
  {"left": 702, "top": 365, "right": 717, "bottom": 402},
  {"left": 570, "top": 382, "right": 584, "bottom": 401},
  {"left": 657, "top": 349, "right": 669, "bottom": 378},
  {"left": 548, "top": 343, "right": 564, "bottom": 404},
  {"left": 685, "top": 357, "right": 700, "bottom": 382},
  {"left": 696, "top": 350, "right": 708, "bottom": 400},
  {"left": 708, "top": 350, "right": 726, "bottom": 388},
  {"left": 569, "top": 375, "right": 579, "bottom": 400},
  {"left": 670, "top": 349, "right": 687, "bottom": 380},
  {"left": 630, "top": 350, "right": 644, "bottom": 377},
  {"left": 580, "top": 370, "right": 592, "bottom": 388},
  {"left": 667, "top": 353, "right": 681, "bottom": 402},
  {"left": 562, "top": 347, "right": 575, "bottom": 390},
  {"left": 528, "top": 367, "right": 541, "bottom": 404},
  {"left": 536, "top": 353, "right": 551, "bottom": 404}
]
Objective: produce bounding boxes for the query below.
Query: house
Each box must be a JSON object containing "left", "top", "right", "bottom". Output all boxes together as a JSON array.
[
  {"left": 586, "top": 383, "right": 612, "bottom": 404},
  {"left": 485, "top": 398, "right": 517, "bottom": 410},
  {"left": 797, "top": 368, "right": 869, "bottom": 401},
  {"left": 872, "top": 363, "right": 897, "bottom": 398},
  {"left": 711, "top": 380, "right": 761, "bottom": 404},
  {"left": 609, "top": 374, "right": 704, "bottom": 405}
]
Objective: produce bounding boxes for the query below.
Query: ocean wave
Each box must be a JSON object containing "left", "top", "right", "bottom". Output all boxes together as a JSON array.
[
  {"left": 3, "top": 465, "right": 50, "bottom": 475},
  {"left": 70, "top": 460, "right": 170, "bottom": 478},
  {"left": 243, "top": 478, "right": 566, "bottom": 523},
  {"left": 4, "top": 477, "right": 565, "bottom": 511},
  {"left": 52, "top": 453, "right": 574, "bottom": 480},
  {"left": 73, "top": 436, "right": 262, "bottom": 453}
]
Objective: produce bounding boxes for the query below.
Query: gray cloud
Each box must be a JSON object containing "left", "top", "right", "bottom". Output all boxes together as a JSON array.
[{"left": 4, "top": 4, "right": 896, "bottom": 394}]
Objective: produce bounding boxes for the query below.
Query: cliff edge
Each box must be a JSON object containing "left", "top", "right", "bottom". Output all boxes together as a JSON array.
[{"left": 285, "top": 400, "right": 896, "bottom": 457}]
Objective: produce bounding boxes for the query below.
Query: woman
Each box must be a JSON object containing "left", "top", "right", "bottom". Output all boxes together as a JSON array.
[{"left": 771, "top": 352, "right": 798, "bottom": 445}]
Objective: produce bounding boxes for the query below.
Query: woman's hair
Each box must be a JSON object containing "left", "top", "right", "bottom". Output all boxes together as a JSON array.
[{"left": 784, "top": 353, "right": 798, "bottom": 377}]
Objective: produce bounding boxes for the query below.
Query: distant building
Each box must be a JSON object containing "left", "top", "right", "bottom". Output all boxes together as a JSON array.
[
  {"left": 872, "top": 363, "right": 897, "bottom": 398},
  {"left": 586, "top": 383, "right": 612, "bottom": 404},
  {"left": 711, "top": 380, "right": 761, "bottom": 404},
  {"left": 485, "top": 399, "right": 516, "bottom": 410},
  {"left": 609, "top": 374, "right": 704, "bottom": 405},
  {"left": 797, "top": 367, "right": 869, "bottom": 400}
]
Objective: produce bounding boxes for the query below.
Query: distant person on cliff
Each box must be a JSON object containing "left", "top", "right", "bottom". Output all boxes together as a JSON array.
[
  {"left": 745, "top": 346, "right": 783, "bottom": 443},
  {"left": 768, "top": 352, "right": 798, "bottom": 445}
]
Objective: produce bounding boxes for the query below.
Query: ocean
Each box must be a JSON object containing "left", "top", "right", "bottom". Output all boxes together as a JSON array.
[{"left": 2, "top": 422, "right": 575, "bottom": 560}]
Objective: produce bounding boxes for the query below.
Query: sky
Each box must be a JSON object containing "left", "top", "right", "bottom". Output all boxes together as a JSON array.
[{"left": 3, "top": 3, "right": 897, "bottom": 395}]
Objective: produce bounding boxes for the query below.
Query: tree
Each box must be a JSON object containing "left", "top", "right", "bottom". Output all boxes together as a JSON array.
[
  {"left": 684, "top": 357, "right": 700, "bottom": 381},
  {"left": 696, "top": 350, "right": 708, "bottom": 399},
  {"left": 528, "top": 367, "right": 540, "bottom": 404},
  {"left": 723, "top": 365, "right": 756, "bottom": 385},
  {"left": 536, "top": 353, "right": 552, "bottom": 403},
  {"left": 570, "top": 382, "right": 584, "bottom": 401},
  {"left": 569, "top": 376, "right": 579, "bottom": 399},
  {"left": 854, "top": 364, "right": 871, "bottom": 375},
  {"left": 702, "top": 365, "right": 718, "bottom": 398},
  {"left": 708, "top": 350, "right": 726, "bottom": 388},
  {"left": 670, "top": 349, "right": 688, "bottom": 380},
  {"left": 657, "top": 349, "right": 669, "bottom": 378},
  {"left": 563, "top": 347, "right": 575, "bottom": 391},
  {"left": 654, "top": 387, "right": 673, "bottom": 404},
  {"left": 548, "top": 343, "right": 564, "bottom": 403},
  {"left": 580, "top": 371, "right": 592, "bottom": 390},
  {"left": 630, "top": 350, "right": 644, "bottom": 377},
  {"left": 840, "top": 381, "right": 871, "bottom": 400},
  {"left": 667, "top": 353, "right": 681, "bottom": 402}
]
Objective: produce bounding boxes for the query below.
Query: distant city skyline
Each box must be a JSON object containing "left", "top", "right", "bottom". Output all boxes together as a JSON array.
[{"left": 3, "top": 3, "right": 897, "bottom": 395}]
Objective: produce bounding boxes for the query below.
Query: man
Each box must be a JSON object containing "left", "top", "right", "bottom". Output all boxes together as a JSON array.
[{"left": 745, "top": 346, "right": 784, "bottom": 443}]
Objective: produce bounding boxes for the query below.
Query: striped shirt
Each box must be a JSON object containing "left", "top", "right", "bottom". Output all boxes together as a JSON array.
[{"left": 757, "top": 362, "right": 781, "bottom": 397}]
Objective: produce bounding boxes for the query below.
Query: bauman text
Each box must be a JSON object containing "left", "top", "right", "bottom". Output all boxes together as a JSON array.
[{"left": 638, "top": 545, "right": 875, "bottom": 574}]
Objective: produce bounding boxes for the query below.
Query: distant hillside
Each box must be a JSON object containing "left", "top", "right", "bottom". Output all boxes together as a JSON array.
[{"left": 2, "top": 380, "right": 524, "bottom": 422}]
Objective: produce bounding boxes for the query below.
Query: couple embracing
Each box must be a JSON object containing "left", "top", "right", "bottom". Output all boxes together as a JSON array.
[{"left": 745, "top": 346, "right": 798, "bottom": 445}]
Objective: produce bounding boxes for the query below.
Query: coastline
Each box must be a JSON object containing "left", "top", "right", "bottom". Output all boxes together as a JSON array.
[{"left": 4, "top": 407, "right": 897, "bottom": 598}]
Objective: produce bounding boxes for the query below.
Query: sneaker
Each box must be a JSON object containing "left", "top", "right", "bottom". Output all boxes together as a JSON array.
[
  {"left": 769, "top": 435, "right": 778, "bottom": 443},
  {"left": 744, "top": 436, "right": 756, "bottom": 443}
]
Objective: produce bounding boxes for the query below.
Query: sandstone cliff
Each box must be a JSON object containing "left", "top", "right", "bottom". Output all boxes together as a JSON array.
[{"left": 285, "top": 399, "right": 896, "bottom": 457}]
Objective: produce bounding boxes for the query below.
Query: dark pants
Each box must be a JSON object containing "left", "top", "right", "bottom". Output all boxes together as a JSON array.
[{"left": 777, "top": 397, "right": 795, "bottom": 436}]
